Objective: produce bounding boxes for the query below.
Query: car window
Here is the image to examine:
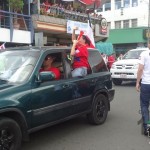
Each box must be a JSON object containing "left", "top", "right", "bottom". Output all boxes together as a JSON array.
[
  {"left": 0, "top": 50, "right": 39, "bottom": 83},
  {"left": 123, "top": 50, "right": 146, "bottom": 59},
  {"left": 63, "top": 53, "right": 72, "bottom": 79},
  {"left": 40, "top": 52, "right": 64, "bottom": 80},
  {"left": 88, "top": 50, "right": 108, "bottom": 73}
]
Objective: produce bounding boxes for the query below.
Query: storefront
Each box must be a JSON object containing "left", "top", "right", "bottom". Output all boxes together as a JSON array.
[{"left": 106, "top": 27, "right": 148, "bottom": 55}]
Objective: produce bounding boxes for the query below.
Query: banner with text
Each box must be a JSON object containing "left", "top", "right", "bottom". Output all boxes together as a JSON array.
[{"left": 67, "top": 20, "right": 89, "bottom": 35}]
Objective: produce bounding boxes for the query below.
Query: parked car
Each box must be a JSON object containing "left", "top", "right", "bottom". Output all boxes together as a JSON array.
[
  {"left": 110, "top": 47, "right": 149, "bottom": 85},
  {"left": 0, "top": 46, "right": 115, "bottom": 150}
]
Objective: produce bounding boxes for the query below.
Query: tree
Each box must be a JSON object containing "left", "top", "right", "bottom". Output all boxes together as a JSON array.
[
  {"left": 7, "top": 0, "right": 24, "bottom": 29},
  {"left": 7, "top": 0, "right": 23, "bottom": 13}
]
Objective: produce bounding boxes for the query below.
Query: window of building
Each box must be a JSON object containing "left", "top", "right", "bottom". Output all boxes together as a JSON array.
[
  {"left": 115, "top": 0, "right": 121, "bottom": 10},
  {"left": 115, "top": 21, "right": 121, "bottom": 29},
  {"left": 107, "top": 22, "right": 111, "bottom": 29},
  {"left": 132, "top": 0, "right": 138, "bottom": 7},
  {"left": 124, "top": 0, "right": 130, "bottom": 8},
  {"left": 123, "top": 20, "right": 129, "bottom": 28},
  {"left": 104, "top": 2, "right": 111, "bottom": 11},
  {"left": 131, "top": 19, "right": 137, "bottom": 27}
]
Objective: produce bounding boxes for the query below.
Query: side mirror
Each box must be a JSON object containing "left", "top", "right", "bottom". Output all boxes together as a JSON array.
[{"left": 39, "top": 71, "right": 55, "bottom": 82}]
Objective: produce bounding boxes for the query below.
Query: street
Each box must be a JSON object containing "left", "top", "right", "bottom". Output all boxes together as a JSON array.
[{"left": 21, "top": 81, "right": 150, "bottom": 150}]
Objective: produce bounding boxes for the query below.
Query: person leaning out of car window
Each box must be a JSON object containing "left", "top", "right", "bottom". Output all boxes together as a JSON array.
[
  {"left": 70, "top": 29, "right": 90, "bottom": 77},
  {"left": 40, "top": 54, "right": 61, "bottom": 80}
]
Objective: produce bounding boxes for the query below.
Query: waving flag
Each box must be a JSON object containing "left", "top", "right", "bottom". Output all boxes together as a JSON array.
[
  {"left": 0, "top": 43, "right": 6, "bottom": 50},
  {"left": 85, "top": 21, "right": 95, "bottom": 48}
]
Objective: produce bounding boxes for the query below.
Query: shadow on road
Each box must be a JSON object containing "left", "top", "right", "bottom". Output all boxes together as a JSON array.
[
  {"left": 21, "top": 116, "right": 95, "bottom": 150},
  {"left": 113, "top": 81, "right": 136, "bottom": 87}
]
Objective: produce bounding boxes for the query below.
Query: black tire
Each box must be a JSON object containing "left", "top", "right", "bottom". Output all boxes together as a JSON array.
[
  {"left": 0, "top": 117, "right": 22, "bottom": 150},
  {"left": 112, "top": 78, "right": 122, "bottom": 85},
  {"left": 87, "top": 94, "right": 108, "bottom": 125}
]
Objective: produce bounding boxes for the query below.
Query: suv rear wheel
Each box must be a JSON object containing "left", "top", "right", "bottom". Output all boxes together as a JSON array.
[
  {"left": 87, "top": 94, "right": 108, "bottom": 125},
  {"left": 112, "top": 78, "right": 122, "bottom": 85},
  {"left": 0, "top": 117, "right": 22, "bottom": 150}
]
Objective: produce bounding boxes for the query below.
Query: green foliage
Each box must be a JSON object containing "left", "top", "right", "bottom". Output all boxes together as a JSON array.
[{"left": 7, "top": 0, "right": 23, "bottom": 12}]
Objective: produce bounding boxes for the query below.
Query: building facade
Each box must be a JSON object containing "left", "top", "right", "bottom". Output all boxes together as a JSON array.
[
  {"left": 96, "top": 0, "right": 150, "bottom": 55},
  {"left": 0, "top": 0, "right": 109, "bottom": 47}
]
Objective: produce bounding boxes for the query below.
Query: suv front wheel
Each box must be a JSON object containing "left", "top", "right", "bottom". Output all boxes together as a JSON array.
[
  {"left": 87, "top": 94, "right": 108, "bottom": 125},
  {"left": 0, "top": 117, "right": 22, "bottom": 150}
]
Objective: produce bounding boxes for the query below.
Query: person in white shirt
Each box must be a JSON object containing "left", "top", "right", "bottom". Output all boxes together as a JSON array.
[
  {"left": 117, "top": 53, "right": 123, "bottom": 61},
  {"left": 136, "top": 44, "right": 150, "bottom": 136}
]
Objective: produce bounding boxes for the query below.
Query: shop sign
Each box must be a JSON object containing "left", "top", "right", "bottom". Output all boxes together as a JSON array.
[
  {"left": 143, "top": 29, "right": 150, "bottom": 39},
  {"left": 99, "top": 18, "right": 107, "bottom": 35}
]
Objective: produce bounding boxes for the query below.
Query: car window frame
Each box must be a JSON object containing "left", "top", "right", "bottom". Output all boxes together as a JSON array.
[{"left": 88, "top": 49, "right": 108, "bottom": 73}]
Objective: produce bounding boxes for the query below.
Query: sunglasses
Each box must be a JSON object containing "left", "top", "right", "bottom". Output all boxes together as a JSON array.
[{"left": 44, "top": 57, "right": 50, "bottom": 61}]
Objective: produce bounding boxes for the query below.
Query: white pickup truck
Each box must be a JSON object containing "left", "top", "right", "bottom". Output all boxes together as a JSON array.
[{"left": 110, "top": 48, "right": 149, "bottom": 85}]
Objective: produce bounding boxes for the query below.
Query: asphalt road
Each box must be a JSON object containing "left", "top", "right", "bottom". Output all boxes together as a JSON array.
[{"left": 21, "top": 81, "right": 150, "bottom": 150}]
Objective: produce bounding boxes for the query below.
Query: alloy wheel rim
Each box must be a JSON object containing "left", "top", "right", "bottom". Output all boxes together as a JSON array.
[
  {"left": 96, "top": 99, "right": 105, "bottom": 120},
  {"left": 0, "top": 129, "right": 14, "bottom": 150}
]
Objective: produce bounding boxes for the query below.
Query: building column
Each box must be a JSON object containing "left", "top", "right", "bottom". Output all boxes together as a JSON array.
[
  {"left": 111, "top": 0, "right": 115, "bottom": 29},
  {"left": 130, "top": 0, "right": 132, "bottom": 7},
  {"left": 37, "top": 0, "right": 40, "bottom": 15},
  {"left": 111, "top": 0, "right": 115, "bottom": 11},
  {"left": 35, "top": 32, "right": 44, "bottom": 46}
]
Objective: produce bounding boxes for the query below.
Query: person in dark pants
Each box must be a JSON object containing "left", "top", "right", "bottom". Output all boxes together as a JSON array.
[{"left": 136, "top": 44, "right": 150, "bottom": 136}]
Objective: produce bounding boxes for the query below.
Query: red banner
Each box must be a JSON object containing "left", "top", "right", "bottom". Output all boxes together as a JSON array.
[{"left": 78, "top": 0, "right": 107, "bottom": 8}]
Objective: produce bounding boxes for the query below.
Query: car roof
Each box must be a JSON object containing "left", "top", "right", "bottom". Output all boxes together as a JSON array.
[{"left": 5, "top": 46, "right": 99, "bottom": 53}]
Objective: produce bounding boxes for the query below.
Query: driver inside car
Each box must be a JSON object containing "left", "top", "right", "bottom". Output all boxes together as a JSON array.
[{"left": 40, "top": 54, "right": 61, "bottom": 80}]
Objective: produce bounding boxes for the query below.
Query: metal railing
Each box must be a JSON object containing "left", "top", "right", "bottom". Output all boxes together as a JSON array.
[
  {"left": 39, "top": 4, "right": 103, "bottom": 24},
  {"left": 0, "top": 10, "right": 34, "bottom": 43},
  {"left": 0, "top": 10, "right": 32, "bottom": 31}
]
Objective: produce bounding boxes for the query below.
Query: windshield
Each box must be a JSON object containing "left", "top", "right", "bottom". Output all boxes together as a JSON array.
[
  {"left": 123, "top": 50, "right": 145, "bottom": 59},
  {"left": 0, "top": 50, "right": 40, "bottom": 83}
]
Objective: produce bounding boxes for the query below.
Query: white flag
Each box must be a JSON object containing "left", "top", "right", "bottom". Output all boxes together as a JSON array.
[
  {"left": 85, "top": 21, "right": 95, "bottom": 48},
  {"left": 0, "top": 43, "right": 5, "bottom": 50}
]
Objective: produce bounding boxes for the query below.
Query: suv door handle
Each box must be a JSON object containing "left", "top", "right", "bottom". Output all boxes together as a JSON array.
[
  {"left": 91, "top": 79, "right": 95, "bottom": 82},
  {"left": 63, "top": 84, "right": 69, "bottom": 88}
]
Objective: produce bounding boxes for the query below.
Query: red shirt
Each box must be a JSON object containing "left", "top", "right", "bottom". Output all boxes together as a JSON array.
[
  {"left": 40, "top": 67, "right": 60, "bottom": 80},
  {"left": 43, "top": 1, "right": 51, "bottom": 11},
  {"left": 107, "top": 55, "right": 115, "bottom": 69},
  {"left": 73, "top": 45, "right": 89, "bottom": 69}
]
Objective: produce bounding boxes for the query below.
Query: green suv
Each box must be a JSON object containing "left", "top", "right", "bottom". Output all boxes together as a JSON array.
[{"left": 0, "top": 47, "right": 115, "bottom": 150}]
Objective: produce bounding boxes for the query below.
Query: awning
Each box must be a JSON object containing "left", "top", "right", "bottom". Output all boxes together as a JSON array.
[
  {"left": 96, "top": 42, "right": 113, "bottom": 55},
  {"left": 106, "top": 28, "right": 147, "bottom": 44}
]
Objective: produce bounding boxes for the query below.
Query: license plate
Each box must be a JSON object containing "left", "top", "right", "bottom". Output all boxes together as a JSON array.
[{"left": 120, "top": 74, "right": 127, "bottom": 78}]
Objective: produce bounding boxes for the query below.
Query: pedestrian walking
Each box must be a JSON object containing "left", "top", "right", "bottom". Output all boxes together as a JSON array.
[{"left": 136, "top": 43, "right": 150, "bottom": 136}]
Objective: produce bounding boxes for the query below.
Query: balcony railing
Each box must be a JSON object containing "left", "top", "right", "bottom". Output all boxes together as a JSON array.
[
  {"left": 0, "top": 10, "right": 34, "bottom": 43},
  {"left": 39, "top": 4, "right": 102, "bottom": 25},
  {"left": 0, "top": 10, "right": 32, "bottom": 31}
]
